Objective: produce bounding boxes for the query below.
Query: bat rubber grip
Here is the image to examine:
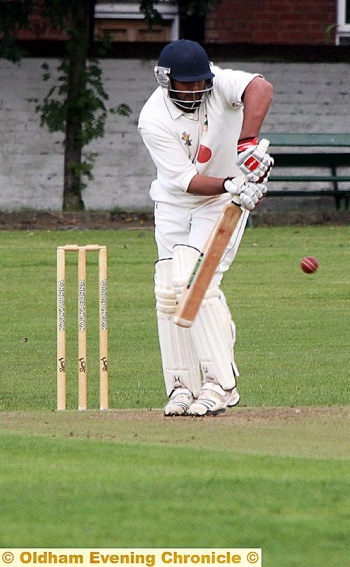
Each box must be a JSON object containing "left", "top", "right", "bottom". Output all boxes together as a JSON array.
[{"left": 258, "top": 138, "right": 270, "bottom": 152}]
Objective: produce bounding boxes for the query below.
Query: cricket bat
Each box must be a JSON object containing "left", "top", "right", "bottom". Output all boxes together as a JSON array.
[{"left": 173, "top": 139, "right": 270, "bottom": 328}]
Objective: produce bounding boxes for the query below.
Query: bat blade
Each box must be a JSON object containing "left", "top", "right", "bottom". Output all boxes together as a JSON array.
[{"left": 173, "top": 201, "right": 242, "bottom": 327}]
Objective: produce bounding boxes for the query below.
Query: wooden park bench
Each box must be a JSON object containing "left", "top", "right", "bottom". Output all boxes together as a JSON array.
[{"left": 261, "top": 133, "right": 350, "bottom": 210}]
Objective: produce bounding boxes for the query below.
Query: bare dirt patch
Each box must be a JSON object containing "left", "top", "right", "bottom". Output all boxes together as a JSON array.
[
  {"left": 1, "top": 210, "right": 350, "bottom": 231},
  {"left": 87, "top": 405, "right": 350, "bottom": 424},
  {"left": 0, "top": 406, "right": 349, "bottom": 460},
  {"left": 0, "top": 211, "right": 155, "bottom": 230}
]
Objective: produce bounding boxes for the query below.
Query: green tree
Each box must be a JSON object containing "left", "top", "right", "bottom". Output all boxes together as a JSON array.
[{"left": 35, "top": 0, "right": 120, "bottom": 210}]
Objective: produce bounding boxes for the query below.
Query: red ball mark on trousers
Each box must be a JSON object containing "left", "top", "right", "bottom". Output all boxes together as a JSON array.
[{"left": 197, "top": 145, "right": 212, "bottom": 163}]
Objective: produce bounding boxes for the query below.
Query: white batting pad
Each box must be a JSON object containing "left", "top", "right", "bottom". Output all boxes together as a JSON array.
[
  {"left": 192, "top": 289, "right": 239, "bottom": 390},
  {"left": 154, "top": 259, "right": 202, "bottom": 397}
]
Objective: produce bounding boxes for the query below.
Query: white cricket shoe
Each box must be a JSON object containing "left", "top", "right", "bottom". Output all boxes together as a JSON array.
[
  {"left": 164, "top": 387, "right": 194, "bottom": 416},
  {"left": 188, "top": 383, "right": 240, "bottom": 416}
]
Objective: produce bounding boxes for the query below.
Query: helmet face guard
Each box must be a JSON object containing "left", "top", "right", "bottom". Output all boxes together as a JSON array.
[
  {"left": 154, "top": 40, "right": 215, "bottom": 111},
  {"left": 168, "top": 81, "right": 213, "bottom": 111}
]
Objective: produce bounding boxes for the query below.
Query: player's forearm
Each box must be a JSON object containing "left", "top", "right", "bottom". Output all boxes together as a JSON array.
[
  {"left": 187, "top": 174, "right": 226, "bottom": 196},
  {"left": 239, "top": 77, "right": 273, "bottom": 140}
]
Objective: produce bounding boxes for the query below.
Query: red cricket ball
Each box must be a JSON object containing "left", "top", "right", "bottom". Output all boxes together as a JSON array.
[{"left": 301, "top": 256, "right": 319, "bottom": 274}]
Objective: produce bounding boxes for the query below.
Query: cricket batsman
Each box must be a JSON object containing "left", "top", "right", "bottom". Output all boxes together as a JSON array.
[{"left": 138, "top": 40, "right": 273, "bottom": 416}]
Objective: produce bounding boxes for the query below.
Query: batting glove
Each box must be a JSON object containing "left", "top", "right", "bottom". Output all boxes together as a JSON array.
[
  {"left": 236, "top": 136, "right": 274, "bottom": 183},
  {"left": 223, "top": 176, "right": 267, "bottom": 211}
]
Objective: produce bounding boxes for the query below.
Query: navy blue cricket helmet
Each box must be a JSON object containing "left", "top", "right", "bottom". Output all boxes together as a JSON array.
[{"left": 154, "top": 40, "right": 214, "bottom": 111}]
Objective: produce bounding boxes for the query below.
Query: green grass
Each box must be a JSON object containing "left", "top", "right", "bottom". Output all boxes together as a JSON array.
[
  {"left": 0, "top": 431, "right": 349, "bottom": 551},
  {"left": 0, "top": 418, "right": 349, "bottom": 566},
  {"left": 225, "top": 225, "right": 350, "bottom": 407},
  {"left": 0, "top": 226, "right": 349, "bottom": 410},
  {"left": 0, "top": 225, "right": 349, "bottom": 566}
]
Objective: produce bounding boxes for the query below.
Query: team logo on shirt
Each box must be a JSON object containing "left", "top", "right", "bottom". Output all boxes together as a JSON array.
[{"left": 181, "top": 132, "right": 192, "bottom": 146}]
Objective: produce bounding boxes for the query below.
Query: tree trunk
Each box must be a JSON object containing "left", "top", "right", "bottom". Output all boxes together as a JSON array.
[{"left": 63, "top": 0, "right": 93, "bottom": 211}]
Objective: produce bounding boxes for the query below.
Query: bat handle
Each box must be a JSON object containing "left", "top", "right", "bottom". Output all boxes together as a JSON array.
[{"left": 258, "top": 138, "right": 270, "bottom": 153}]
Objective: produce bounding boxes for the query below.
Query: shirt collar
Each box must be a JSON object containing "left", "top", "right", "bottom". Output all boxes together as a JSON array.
[{"left": 164, "top": 96, "right": 183, "bottom": 119}]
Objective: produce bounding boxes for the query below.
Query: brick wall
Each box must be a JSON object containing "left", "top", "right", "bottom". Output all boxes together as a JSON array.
[
  {"left": 13, "top": 0, "right": 338, "bottom": 47},
  {"left": 206, "top": 0, "right": 336, "bottom": 45}
]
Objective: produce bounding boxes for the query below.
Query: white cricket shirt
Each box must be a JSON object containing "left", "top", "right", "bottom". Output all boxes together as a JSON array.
[{"left": 138, "top": 65, "right": 260, "bottom": 207}]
